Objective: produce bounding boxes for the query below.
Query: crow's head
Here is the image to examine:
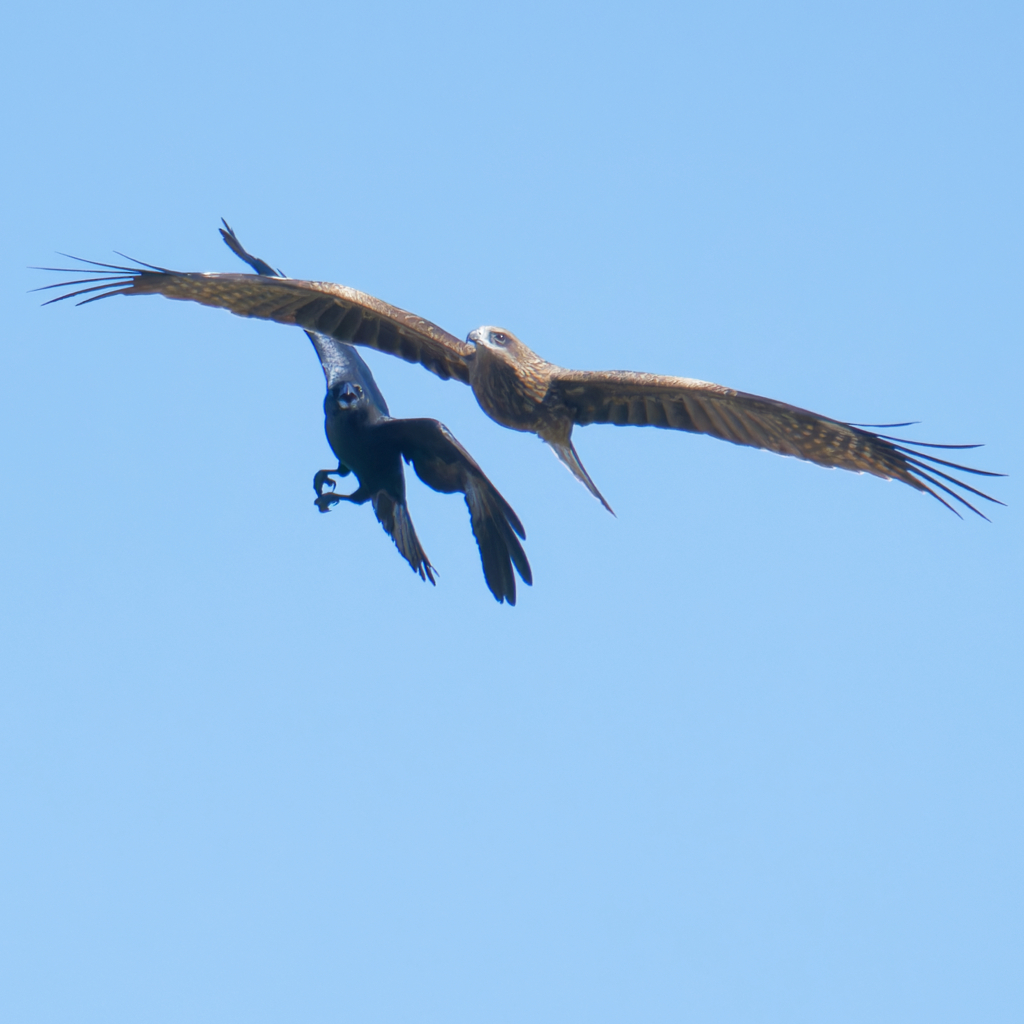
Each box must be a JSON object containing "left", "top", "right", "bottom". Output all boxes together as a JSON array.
[{"left": 327, "top": 380, "right": 368, "bottom": 414}]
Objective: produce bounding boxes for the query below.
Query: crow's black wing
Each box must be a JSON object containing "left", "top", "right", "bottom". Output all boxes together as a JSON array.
[
  {"left": 218, "top": 221, "right": 391, "bottom": 415},
  {"left": 376, "top": 418, "right": 531, "bottom": 605},
  {"left": 219, "top": 221, "right": 280, "bottom": 277},
  {"left": 370, "top": 490, "right": 436, "bottom": 586}
]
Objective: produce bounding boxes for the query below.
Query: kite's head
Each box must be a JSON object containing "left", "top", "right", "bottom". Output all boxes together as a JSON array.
[
  {"left": 467, "top": 326, "right": 538, "bottom": 371},
  {"left": 469, "top": 326, "right": 518, "bottom": 354}
]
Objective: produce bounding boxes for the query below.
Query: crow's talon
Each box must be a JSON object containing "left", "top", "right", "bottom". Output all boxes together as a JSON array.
[
  {"left": 315, "top": 491, "right": 349, "bottom": 513},
  {"left": 313, "top": 468, "right": 342, "bottom": 498}
]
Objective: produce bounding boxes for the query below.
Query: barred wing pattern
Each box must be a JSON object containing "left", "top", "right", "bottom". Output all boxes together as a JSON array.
[
  {"left": 39, "top": 260, "right": 474, "bottom": 384},
  {"left": 551, "top": 369, "right": 1004, "bottom": 518}
]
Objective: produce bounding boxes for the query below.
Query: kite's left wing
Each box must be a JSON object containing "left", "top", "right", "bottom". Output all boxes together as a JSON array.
[{"left": 549, "top": 368, "right": 1004, "bottom": 518}]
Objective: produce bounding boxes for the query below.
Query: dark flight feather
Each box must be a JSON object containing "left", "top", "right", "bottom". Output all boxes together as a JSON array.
[
  {"left": 370, "top": 490, "right": 436, "bottom": 586},
  {"left": 377, "top": 418, "right": 532, "bottom": 601},
  {"left": 217, "top": 221, "right": 393, "bottom": 416}
]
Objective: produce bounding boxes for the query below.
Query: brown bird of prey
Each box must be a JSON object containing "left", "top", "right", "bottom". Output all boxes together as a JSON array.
[{"left": 37, "top": 254, "right": 1003, "bottom": 518}]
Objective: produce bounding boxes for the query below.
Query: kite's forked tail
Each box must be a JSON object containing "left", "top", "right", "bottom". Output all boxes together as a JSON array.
[{"left": 547, "top": 439, "right": 615, "bottom": 516}]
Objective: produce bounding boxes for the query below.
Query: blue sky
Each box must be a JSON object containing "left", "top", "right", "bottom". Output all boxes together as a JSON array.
[{"left": 1, "top": 1, "right": 1021, "bottom": 1021}]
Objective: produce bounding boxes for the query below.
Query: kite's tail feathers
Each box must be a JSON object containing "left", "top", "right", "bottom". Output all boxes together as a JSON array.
[
  {"left": 547, "top": 440, "right": 615, "bottom": 516},
  {"left": 372, "top": 491, "right": 436, "bottom": 585}
]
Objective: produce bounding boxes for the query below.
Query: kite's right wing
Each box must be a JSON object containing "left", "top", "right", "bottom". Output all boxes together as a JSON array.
[{"left": 38, "top": 253, "right": 474, "bottom": 384}]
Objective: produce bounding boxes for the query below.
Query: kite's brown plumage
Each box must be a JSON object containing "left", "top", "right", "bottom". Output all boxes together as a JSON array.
[
  {"left": 42, "top": 262, "right": 473, "bottom": 384},
  {"left": 37, "top": 258, "right": 1003, "bottom": 519}
]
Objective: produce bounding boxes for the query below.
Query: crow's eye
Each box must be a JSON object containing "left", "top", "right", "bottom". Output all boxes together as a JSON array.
[{"left": 355, "top": 385, "right": 363, "bottom": 395}]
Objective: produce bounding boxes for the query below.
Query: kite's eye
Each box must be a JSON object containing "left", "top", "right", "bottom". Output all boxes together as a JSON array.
[{"left": 493, "top": 332, "right": 508, "bottom": 345}]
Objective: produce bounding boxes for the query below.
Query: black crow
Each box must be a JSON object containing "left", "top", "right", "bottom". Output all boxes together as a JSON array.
[{"left": 219, "top": 225, "right": 531, "bottom": 605}]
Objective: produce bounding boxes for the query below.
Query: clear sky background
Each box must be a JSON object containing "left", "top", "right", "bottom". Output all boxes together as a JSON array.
[{"left": 1, "top": 1, "right": 1021, "bottom": 1021}]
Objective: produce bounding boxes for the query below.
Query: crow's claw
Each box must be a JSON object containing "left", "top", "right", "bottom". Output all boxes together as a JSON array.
[
  {"left": 314, "top": 492, "right": 343, "bottom": 513},
  {"left": 313, "top": 468, "right": 343, "bottom": 498}
]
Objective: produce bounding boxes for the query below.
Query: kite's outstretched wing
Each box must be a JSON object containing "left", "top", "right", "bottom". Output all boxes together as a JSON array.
[
  {"left": 37, "top": 255, "right": 474, "bottom": 384},
  {"left": 550, "top": 368, "right": 1005, "bottom": 518},
  {"left": 375, "top": 418, "right": 532, "bottom": 605}
]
